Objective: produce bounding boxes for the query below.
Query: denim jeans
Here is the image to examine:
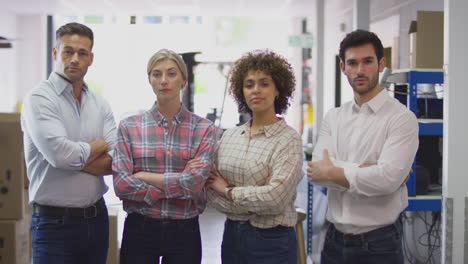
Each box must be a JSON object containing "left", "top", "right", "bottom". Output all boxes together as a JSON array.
[
  {"left": 221, "top": 219, "right": 297, "bottom": 264},
  {"left": 321, "top": 219, "right": 404, "bottom": 264},
  {"left": 31, "top": 203, "right": 109, "bottom": 264},
  {"left": 120, "top": 213, "right": 202, "bottom": 264}
]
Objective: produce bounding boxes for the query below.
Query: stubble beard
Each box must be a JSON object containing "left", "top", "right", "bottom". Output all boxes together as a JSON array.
[{"left": 350, "top": 70, "right": 380, "bottom": 96}]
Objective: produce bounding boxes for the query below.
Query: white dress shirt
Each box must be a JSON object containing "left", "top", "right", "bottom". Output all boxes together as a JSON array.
[
  {"left": 312, "top": 89, "right": 418, "bottom": 234},
  {"left": 21, "top": 72, "right": 117, "bottom": 207}
]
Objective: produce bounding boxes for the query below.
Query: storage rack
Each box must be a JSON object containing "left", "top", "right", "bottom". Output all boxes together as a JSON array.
[{"left": 388, "top": 69, "right": 444, "bottom": 211}]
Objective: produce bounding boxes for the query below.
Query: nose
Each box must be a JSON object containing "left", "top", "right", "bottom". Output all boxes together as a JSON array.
[
  {"left": 252, "top": 84, "right": 260, "bottom": 93},
  {"left": 70, "top": 52, "right": 79, "bottom": 64},
  {"left": 161, "top": 73, "right": 168, "bottom": 84},
  {"left": 357, "top": 62, "right": 365, "bottom": 74}
]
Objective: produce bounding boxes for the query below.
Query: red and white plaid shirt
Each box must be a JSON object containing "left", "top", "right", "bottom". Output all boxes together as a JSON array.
[{"left": 112, "top": 104, "right": 217, "bottom": 219}]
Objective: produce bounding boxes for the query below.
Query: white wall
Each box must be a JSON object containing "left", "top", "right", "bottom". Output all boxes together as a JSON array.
[
  {"left": 322, "top": 0, "right": 353, "bottom": 114},
  {"left": 16, "top": 14, "right": 47, "bottom": 106},
  {"left": 0, "top": 13, "right": 18, "bottom": 112},
  {"left": 442, "top": 0, "right": 468, "bottom": 262},
  {"left": 0, "top": 13, "right": 47, "bottom": 112}
]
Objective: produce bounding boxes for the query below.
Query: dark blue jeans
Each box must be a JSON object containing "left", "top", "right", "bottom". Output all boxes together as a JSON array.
[
  {"left": 31, "top": 203, "right": 109, "bottom": 264},
  {"left": 321, "top": 219, "right": 404, "bottom": 264},
  {"left": 221, "top": 219, "right": 297, "bottom": 264},
  {"left": 120, "top": 213, "right": 202, "bottom": 264}
]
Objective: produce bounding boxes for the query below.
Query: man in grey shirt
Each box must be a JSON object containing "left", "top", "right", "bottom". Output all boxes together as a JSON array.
[{"left": 21, "top": 22, "right": 116, "bottom": 264}]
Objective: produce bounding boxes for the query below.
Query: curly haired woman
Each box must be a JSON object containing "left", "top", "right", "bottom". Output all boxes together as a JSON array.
[{"left": 207, "top": 50, "right": 304, "bottom": 264}]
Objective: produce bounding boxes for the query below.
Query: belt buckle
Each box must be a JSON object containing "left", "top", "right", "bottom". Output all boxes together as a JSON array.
[{"left": 84, "top": 205, "right": 97, "bottom": 218}]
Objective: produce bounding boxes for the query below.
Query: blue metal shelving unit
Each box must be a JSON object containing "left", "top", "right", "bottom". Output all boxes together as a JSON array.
[
  {"left": 393, "top": 69, "right": 444, "bottom": 211},
  {"left": 407, "top": 197, "right": 442, "bottom": 211}
]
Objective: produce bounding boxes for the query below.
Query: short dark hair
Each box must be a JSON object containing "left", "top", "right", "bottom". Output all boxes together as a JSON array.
[
  {"left": 56, "top": 22, "right": 94, "bottom": 49},
  {"left": 339, "top": 29, "right": 383, "bottom": 62},
  {"left": 229, "top": 50, "right": 296, "bottom": 116}
]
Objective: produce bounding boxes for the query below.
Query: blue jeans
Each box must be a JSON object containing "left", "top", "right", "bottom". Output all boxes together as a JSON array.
[
  {"left": 120, "top": 213, "right": 202, "bottom": 264},
  {"left": 31, "top": 202, "right": 109, "bottom": 264},
  {"left": 221, "top": 219, "right": 297, "bottom": 264},
  {"left": 321, "top": 219, "right": 404, "bottom": 264}
]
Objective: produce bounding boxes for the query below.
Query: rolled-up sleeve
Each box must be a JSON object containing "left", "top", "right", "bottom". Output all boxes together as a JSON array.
[
  {"left": 101, "top": 99, "right": 117, "bottom": 156},
  {"left": 230, "top": 134, "right": 304, "bottom": 215},
  {"left": 207, "top": 189, "right": 251, "bottom": 215},
  {"left": 163, "top": 124, "right": 217, "bottom": 199},
  {"left": 22, "top": 93, "right": 90, "bottom": 170},
  {"left": 112, "top": 121, "right": 165, "bottom": 205},
  {"left": 312, "top": 110, "right": 352, "bottom": 191},
  {"left": 343, "top": 112, "right": 419, "bottom": 197}
]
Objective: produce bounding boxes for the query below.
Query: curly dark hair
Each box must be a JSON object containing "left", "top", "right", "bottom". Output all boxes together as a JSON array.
[
  {"left": 229, "top": 50, "right": 296, "bottom": 116},
  {"left": 339, "top": 29, "right": 383, "bottom": 62}
]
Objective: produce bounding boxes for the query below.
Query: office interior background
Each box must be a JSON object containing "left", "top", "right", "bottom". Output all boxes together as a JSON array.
[{"left": 1, "top": 0, "right": 467, "bottom": 263}]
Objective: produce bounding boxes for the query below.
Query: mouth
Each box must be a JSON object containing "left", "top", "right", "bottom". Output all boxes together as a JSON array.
[
  {"left": 354, "top": 78, "right": 368, "bottom": 85},
  {"left": 250, "top": 98, "right": 263, "bottom": 103},
  {"left": 159, "top": 89, "right": 171, "bottom": 93}
]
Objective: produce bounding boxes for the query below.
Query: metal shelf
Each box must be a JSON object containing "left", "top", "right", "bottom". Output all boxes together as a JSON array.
[
  {"left": 407, "top": 195, "right": 442, "bottom": 211},
  {"left": 389, "top": 69, "right": 444, "bottom": 211},
  {"left": 419, "top": 119, "right": 443, "bottom": 136}
]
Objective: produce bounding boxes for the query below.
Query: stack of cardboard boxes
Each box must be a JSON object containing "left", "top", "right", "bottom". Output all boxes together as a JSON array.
[
  {"left": 0, "top": 113, "right": 120, "bottom": 263},
  {"left": 0, "top": 113, "right": 31, "bottom": 264},
  {"left": 409, "top": 10, "right": 444, "bottom": 69}
]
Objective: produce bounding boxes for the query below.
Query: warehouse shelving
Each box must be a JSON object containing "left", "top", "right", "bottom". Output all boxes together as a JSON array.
[{"left": 388, "top": 69, "right": 444, "bottom": 211}]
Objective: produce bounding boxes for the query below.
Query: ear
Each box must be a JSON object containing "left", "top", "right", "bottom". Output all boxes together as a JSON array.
[
  {"left": 378, "top": 57, "right": 386, "bottom": 72},
  {"left": 89, "top": 52, "right": 94, "bottom": 66},
  {"left": 52, "top": 47, "right": 58, "bottom": 61},
  {"left": 339, "top": 60, "right": 345, "bottom": 73}
]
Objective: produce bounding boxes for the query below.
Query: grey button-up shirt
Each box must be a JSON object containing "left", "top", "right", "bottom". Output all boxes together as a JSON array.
[{"left": 21, "top": 72, "right": 117, "bottom": 207}]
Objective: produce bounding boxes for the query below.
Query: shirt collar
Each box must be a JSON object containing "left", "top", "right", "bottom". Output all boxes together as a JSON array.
[
  {"left": 352, "top": 88, "right": 388, "bottom": 113},
  {"left": 49, "top": 72, "right": 89, "bottom": 95},
  {"left": 241, "top": 118, "right": 287, "bottom": 138},
  {"left": 150, "top": 102, "right": 189, "bottom": 126}
]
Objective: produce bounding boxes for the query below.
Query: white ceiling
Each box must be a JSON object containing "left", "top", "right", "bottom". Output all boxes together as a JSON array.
[{"left": 1, "top": 0, "right": 316, "bottom": 16}]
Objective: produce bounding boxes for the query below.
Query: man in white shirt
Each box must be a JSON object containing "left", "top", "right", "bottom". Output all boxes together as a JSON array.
[
  {"left": 307, "top": 30, "right": 418, "bottom": 264},
  {"left": 21, "top": 22, "right": 116, "bottom": 264}
]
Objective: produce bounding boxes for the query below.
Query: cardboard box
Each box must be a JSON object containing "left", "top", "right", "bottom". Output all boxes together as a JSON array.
[
  {"left": 409, "top": 11, "right": 444, "bottom": 69},
  {"left": 0, "top": 114, "right": 28, "bottom": 190},
  {"left": 0, "top": 113, "right": 29, "bottom": 220},
  {"left": 0, "top": 213, "right": 31, "bottom": 264},
  {"left": 107, "top": 209, "right": 119, "bottom": 264}
]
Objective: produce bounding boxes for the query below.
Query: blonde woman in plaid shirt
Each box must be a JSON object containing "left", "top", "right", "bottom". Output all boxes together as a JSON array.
[
  {"left": 207, "top": 50, "right": 304, "bottom": 264},
  {"left": 112, "top": 49, "right": 217, "bottom": 264}
]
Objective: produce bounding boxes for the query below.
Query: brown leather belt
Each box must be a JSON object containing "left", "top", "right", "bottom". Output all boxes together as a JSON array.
[{"left": 33, "top": 198, "right": 105, "bottom": 218}]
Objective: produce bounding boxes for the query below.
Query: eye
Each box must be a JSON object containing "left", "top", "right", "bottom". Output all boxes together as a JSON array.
[
  {"left": 152, "top": 73, "right": 161, "bottom": 78},
  {"left": 63, "top": 50, "right": 73, "bottom": 55},
  {"left": 79, "top": 51, "right": 89, "bottom": 56},
  {"left": 347, "top": 61, "right": 357, "bottom": 66},
  {"left": 168, "top": 72, "right": 177, "bottom": 77}
]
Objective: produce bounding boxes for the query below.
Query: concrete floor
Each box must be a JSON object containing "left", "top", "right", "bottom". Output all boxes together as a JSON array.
[{"left": 199, "top": 207, "right": 226, "bottom": 264}]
